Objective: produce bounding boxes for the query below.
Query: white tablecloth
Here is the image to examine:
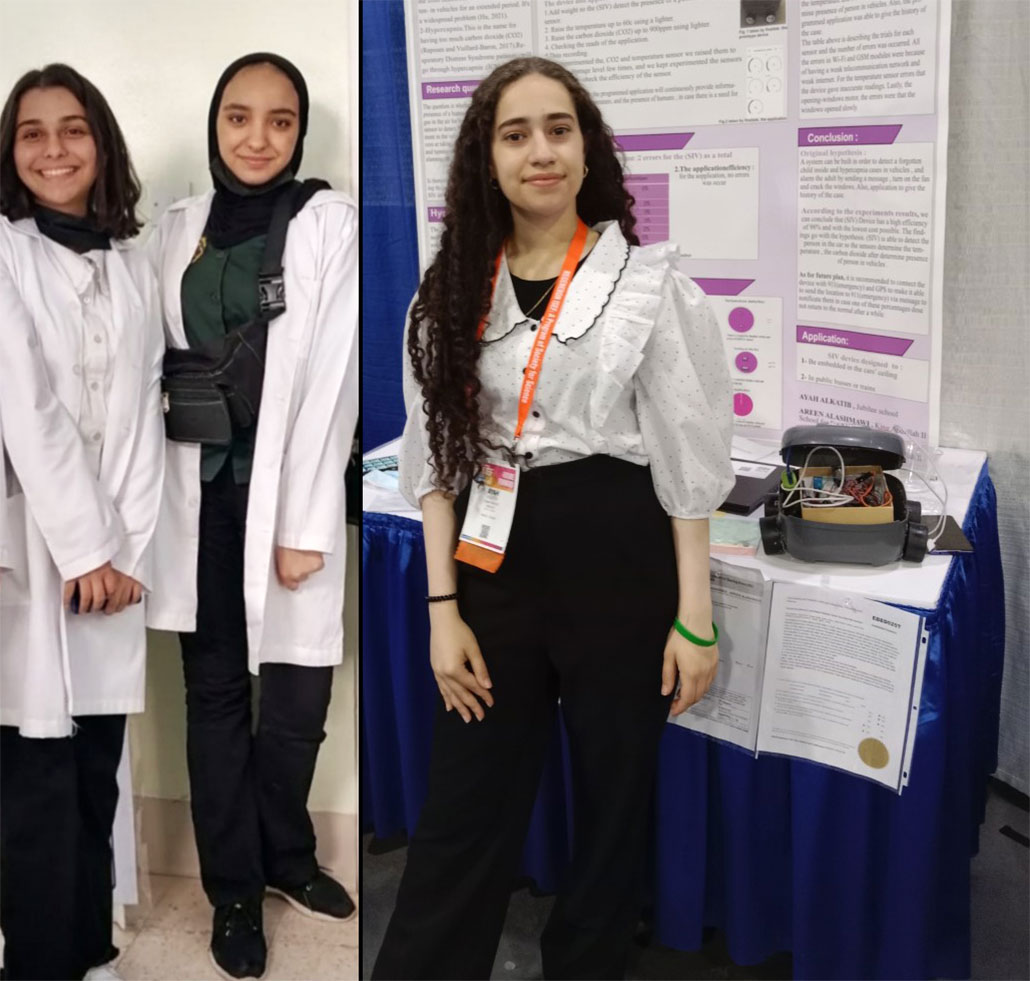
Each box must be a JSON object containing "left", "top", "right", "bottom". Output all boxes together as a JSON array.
[{"left": 363, "top": 436, "right": 987, "bottom": 610}]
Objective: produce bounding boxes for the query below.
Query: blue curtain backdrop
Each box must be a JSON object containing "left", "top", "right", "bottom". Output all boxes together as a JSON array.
[{"left": 362, "top": 0, "right": 420, "bottom": 450}]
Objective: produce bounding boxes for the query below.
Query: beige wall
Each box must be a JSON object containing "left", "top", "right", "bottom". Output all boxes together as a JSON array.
[{"left": 0, "top": 0, "right": 357, "bottom": 209}]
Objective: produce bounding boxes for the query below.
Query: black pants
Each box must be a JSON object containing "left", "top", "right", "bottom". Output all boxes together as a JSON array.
[
  {"left": 0, "top": 715, "right": 125, "bottom": 981},
  {"left": 180, "top": 462, "right": 333, "bottom": 907},
  {"left": 373, "top": 456, "right": 677, "bottom": 980}
]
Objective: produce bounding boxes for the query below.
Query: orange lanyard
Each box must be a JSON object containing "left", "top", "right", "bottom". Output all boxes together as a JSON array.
[{"left": 475, "top": 218, "right": 589, "bottom": 442}]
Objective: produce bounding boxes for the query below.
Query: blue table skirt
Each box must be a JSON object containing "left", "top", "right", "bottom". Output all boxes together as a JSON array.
[{"left": 361, "top": 464, "right": 1004, "bottom": 980}]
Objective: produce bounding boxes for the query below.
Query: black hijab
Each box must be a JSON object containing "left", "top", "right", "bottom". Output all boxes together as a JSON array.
[
  {"left": 205, "top": 53, "right": 309, "bottom": 249},
  {"left": 33, "top": 205, "right": 110, "bottom": 254}
]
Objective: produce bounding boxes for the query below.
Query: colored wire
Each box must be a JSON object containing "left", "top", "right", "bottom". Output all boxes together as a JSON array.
[
  {"left": 777, "top": 443, "right": 947, "bottom": 546},
  {"left": 781, "top": 445, "right": 852, "bottom": 510}
]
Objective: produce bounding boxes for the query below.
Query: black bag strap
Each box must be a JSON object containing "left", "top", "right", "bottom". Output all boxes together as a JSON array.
[{"left": 257, "top": 178, "right": 332, "bottom": 317}]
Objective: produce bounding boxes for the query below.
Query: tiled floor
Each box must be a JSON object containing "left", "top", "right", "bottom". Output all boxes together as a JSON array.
[{"left": 113, "top": 874, "right": 358, "bottom": 981}]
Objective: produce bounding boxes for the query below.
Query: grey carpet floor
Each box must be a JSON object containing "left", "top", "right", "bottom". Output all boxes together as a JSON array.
[{"left": 361, "top": 782, "right": 1029, "bottom": 979}]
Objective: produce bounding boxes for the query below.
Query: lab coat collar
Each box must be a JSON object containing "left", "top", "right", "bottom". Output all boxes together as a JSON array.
[{"left": 10, "top": 217, "right": 142, "bottom": 319}]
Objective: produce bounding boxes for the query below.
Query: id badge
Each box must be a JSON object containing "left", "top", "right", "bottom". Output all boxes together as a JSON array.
[{"left": 454, "top": 461, "right": 519, "bottom": 573}]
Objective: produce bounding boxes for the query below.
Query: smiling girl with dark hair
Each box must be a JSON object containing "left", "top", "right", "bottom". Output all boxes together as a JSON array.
[
  {"left": 0, "top": 64, "right": 163, "bottom": 981},
  {"left": 377, "top": 57, "right": 736, "bottom": 979},
  {"left": 0, "top": 63, "right": 142, "bottom": 240},
  {"left": 408, "top": 57, "right": 639, "bottom": 494}
]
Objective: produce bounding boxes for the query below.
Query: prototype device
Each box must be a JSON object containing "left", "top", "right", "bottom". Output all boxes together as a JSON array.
[{"left": 759, "top": 425, "right": 928, "bottom": 565}]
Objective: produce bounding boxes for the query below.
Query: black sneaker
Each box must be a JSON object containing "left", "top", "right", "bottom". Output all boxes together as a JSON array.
[
  {"left": 210, "top": 896, "right": 267, "bottom": 980},
  {"left": 268, "top": 870, "right": 357, "bottom": 922}
]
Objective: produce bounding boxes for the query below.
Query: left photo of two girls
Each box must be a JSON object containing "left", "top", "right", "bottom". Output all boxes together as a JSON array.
[{"left": 0, "top": 3, "right": 359, "bottom": 980}]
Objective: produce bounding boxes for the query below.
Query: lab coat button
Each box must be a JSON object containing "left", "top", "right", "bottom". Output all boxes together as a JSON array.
[
  {"left": 90, "top": 382, "right": 99, "bottom": 391},
  {"left": 93, "top": 334, "right": 102, "bottom": 344},
  {"left": 92, "top": 432, "right": 102, "bottom": 442}
]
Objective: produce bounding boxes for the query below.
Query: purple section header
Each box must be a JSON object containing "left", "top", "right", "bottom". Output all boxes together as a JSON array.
[
  {"left": 427, "top": 207, "right": 446, "bottom": 223},
  {"left": 422, "top": 79, "right": 480, "bottom": 100},
  {"left": 796, "top": 325, "right": 914, "bottom": 356},
  {"left": 692, "top": 278, "right": 754, "bottom": 296},
  {"left": 615, "top": 133, "right": 693, "bottom": 152},
  {"left": 798, "top": 124, "right": 902, "bottom": 147}
]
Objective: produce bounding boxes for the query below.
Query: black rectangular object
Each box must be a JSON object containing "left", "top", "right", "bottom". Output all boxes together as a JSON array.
[
  {"left": 720, "top": 461, "right": 784, "bottom": 516},
  {"left": 922, "top": 515, "right": 973, "bottom": 554}
]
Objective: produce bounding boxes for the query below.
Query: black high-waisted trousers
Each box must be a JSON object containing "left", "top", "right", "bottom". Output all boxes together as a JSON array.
[{"left": 373, "top": 455, "right": 677, "bottom": 980}]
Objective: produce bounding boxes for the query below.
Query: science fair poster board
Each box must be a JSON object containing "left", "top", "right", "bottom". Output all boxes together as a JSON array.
[{"left": 404, "top": 0, "right": 951, "bottom": 446}]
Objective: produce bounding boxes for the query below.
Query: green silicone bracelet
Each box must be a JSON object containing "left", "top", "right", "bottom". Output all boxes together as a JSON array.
[{"left": 673, "top": 618, "right": 719, "bottom": 647}]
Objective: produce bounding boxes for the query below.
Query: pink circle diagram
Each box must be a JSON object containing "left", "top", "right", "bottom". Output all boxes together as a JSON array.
[
  {"left": 728, "top": 307, "right": 755, "bottom": 332},
  {"left": 734, "top": 393, "right": 754, "bottom": 417},
  {"left": 735, "top": 352, "right": 758, "bottom": 373}
]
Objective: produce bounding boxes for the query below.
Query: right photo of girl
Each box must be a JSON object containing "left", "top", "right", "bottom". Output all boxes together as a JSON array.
[
  {"left": 380, "top": 53, "right": 732, "bottom": 978},
  {"left": 363, "top": 50, "right": 732, "bottom": 981},
  {"left": 360, "top": 2, "right": 1027, "bottom": 981},
  {"left": 361, "top": 2, "right": 735, "bottom": 976}
]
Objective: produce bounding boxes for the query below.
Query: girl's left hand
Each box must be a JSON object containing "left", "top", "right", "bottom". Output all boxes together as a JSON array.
[
  {"left": 661, "top": 627, "right": 719, "bottom": 716},
  {"left": 275, "top": 547, "right": 325, "bottom": 590}
]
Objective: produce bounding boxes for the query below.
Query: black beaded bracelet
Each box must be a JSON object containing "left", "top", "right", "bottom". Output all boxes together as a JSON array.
[{"left": 426, "top": 592, "right": 458, "bottom": 604}]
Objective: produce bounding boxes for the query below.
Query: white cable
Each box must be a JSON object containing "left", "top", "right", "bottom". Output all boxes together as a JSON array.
[
  {"left": 782, "top": 445, "right": 852, "bottom": 510},
  {"left": 892, "top": 467, "right": 948, "bottom": 540}
]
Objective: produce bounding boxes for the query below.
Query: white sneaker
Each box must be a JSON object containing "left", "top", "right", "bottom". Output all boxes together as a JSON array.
[{"left": 83, "top": 964, "right": 123, "bottom": 980}]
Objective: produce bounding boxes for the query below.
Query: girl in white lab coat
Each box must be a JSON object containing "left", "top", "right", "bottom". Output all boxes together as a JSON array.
[
  {"left": 0, "top": 64, "right": 164, "bottom": 981},
  {"left": 146, "top": 53, "right": 358, "bottom": 981},
  {"left": 0, "top": 407, "right": 9, "bottom": 580}
]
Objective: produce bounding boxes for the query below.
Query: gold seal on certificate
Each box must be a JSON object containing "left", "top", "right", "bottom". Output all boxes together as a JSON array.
[{"left": 858, "top": 738, "right": 890, "bottom": 770}]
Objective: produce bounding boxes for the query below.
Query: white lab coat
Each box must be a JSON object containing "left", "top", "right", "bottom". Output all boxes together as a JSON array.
[
  {"left": 0, "top": 405, "right": 9, "bottom": 574},
  {"left": 145, "top": 190, "right": 358, "bottom": 671},
  {"left": 0, "top": 217, "right": 165, "bottom": 738}
]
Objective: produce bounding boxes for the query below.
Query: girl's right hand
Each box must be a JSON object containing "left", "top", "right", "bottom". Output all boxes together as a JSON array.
[
  {"left": 63, "top": 561, "right": 119, "bottom": 613},
  {"left": 429, "top": 603, "right": 494, "bottom": 723}
]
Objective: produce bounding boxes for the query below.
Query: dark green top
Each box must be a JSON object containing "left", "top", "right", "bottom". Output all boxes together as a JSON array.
[{"left": 180, "top": 233, "right": 267, "bottom": 483}]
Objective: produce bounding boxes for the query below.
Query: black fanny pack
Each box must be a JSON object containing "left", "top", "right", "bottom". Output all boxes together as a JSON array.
[{"left": 161, "top": 179, "right": 329, "bottom": 446}]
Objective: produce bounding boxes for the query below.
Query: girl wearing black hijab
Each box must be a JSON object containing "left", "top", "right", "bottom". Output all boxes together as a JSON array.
[{"left": 147, "top": 53, "right": 359, "bottom": 980}]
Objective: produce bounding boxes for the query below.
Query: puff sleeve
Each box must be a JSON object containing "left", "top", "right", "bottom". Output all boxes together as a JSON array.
[{"left": 633, "top": 270, "right": 735, "bottom": 518}]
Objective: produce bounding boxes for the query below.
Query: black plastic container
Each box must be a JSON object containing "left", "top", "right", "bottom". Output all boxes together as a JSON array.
[{"left": 760, "top": 425, "right": 927, "bottom": 565}]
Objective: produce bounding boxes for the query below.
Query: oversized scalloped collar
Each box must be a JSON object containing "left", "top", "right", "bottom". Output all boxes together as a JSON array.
[{"left": 479, "top": 219, "right": 631, "bottom": 345}]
